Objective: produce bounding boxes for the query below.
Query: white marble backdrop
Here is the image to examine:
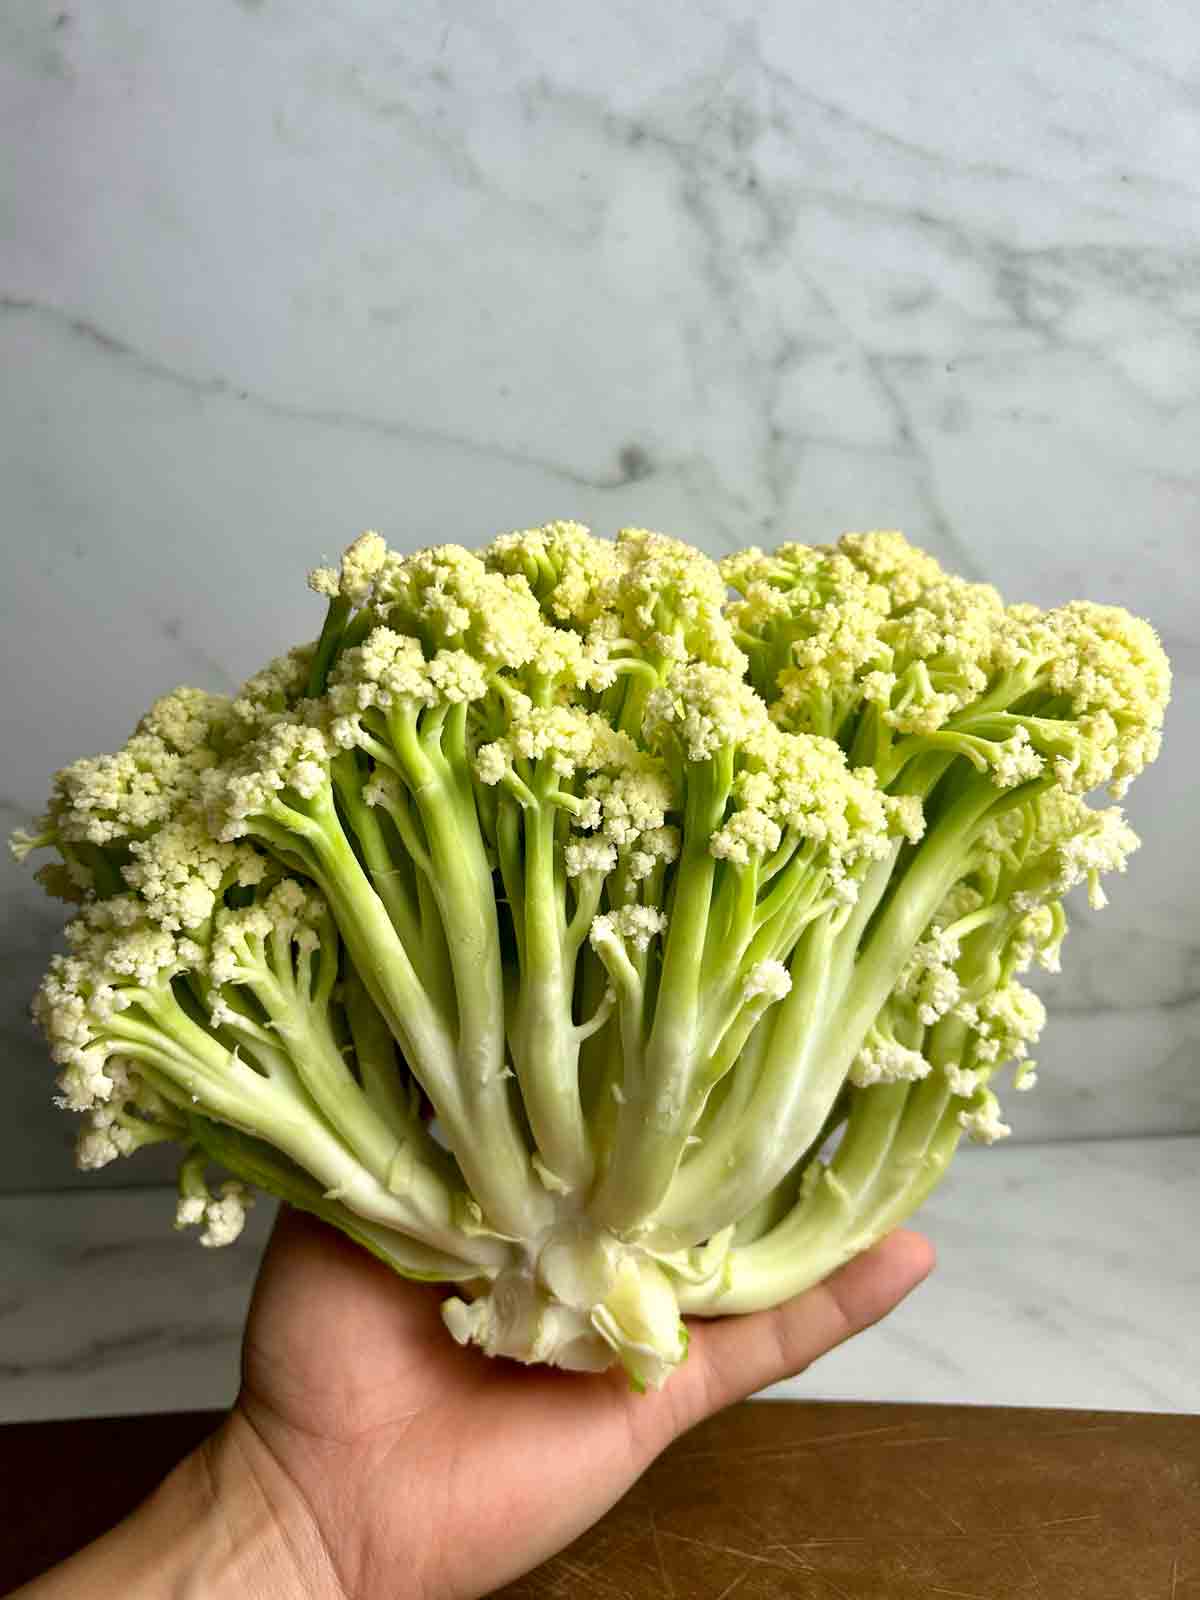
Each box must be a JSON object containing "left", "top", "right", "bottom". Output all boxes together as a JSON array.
[{"left": 1, "top": 0, "right": 1197, "bottom": 1193}]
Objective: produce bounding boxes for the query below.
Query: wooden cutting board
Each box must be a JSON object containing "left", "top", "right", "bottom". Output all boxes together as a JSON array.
[{"left": 2, "top": 1402, "right": 1196, "bottom": 1597}]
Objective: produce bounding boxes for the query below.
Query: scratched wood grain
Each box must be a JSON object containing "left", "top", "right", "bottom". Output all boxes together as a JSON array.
[
  {"left": 0, "top": 1403, "right": 1197, "bottom": 1597},
  {"left": 495, "top": 1402, "right": 1200, "bottom": 1600}
]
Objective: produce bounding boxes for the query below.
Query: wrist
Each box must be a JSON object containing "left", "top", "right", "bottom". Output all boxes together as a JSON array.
[
  {"left": 15, "top": 1410, "right": 340, "bottom": 1600},
  {"left": 186, "top": 1409, "right": 343, "bottom": 1598}
]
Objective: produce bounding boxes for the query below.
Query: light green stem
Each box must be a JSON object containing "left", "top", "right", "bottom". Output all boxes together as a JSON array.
[
  {"left": 331, "top": 762, "right": 424, "bottom": 958},
  {"left": 816, "top": 774, "right": 1008, "bottom": 1073},
  {"left": 304, "top": 791, "right": 549, "bottom": 1238},
  {"left": 652, "top": 914, "right": 837, "bottom": 1244},
  {"left": 242, "top": 952, "right": 460, "bottom": 1246},
  {"left": 342, "top": 966, "right": 427, "bottom": 1141},
  {"left": 511, "top": 798, "right": 593, "bottom": 1190},
  {"left": 589, "top": 758, "right": 730, "bottom": 1231},
  {"left": 656, "top": 773, "right": 1002, "bottom": 1246},
  {"left": 680, "top": 1017, "right": 970, "bottom": 1315},
  {"left": 186, "top": 1115, "right": 502, "bottom": 1280},
  {"left": 117, "top": 1009, "right": 505, "bottom": 1266}
]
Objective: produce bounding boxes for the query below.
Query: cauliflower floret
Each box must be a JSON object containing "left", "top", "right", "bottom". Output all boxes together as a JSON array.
[
  {"left": 590, "top": 905, "right": 668, "bottom": 955},
  {"left": 958, "top": 1091, "right": 1012, "bottom": 1144},
  {"left": 741, "top": 959, "right": 791, "bottom": 1004},
  {"left": 849, "top": 1039, "right": 932, "bottom": 1087}
]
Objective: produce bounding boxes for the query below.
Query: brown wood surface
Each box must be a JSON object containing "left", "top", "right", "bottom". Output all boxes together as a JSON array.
[
  {"left": 497, "top": 1402, "right": 1200, "bottom": 1599},
  {"left": 1, "top": 1402, "right": 1197, "bottom": 1597}
]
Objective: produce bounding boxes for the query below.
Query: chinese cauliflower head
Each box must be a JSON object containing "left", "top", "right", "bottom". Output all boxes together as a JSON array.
[{"left": 13, "top": 523, "right": 1170, "bottom": 1389}]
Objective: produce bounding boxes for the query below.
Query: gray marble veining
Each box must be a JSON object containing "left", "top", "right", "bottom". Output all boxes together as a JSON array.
[
  {"left": 2, "top": 0, "right": 1198, "bottom": 1196},
  {"left": 1, "top": 1137, "right": 1195, "bottom": 1423}
]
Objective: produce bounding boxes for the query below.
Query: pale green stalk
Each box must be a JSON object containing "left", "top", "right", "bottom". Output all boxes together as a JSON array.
[
  {"left": 331, "top": 757, "right": 423, "bottom": 951},
  {"left": 186, "top": 1116, "right": 497, "bottom": 1282},
  {"left": 508, "top": 788, "right": 593, "bottom": 1190},
  {"left": 287, "top": 786, "right": 550, "bottom": 1238},
  {"left": 341, "top": 967, "right": 433, "bottom": 1150},
  {"left": 385, "top": 703, "right": 507, "bottom": 1093},
  {"left": 651, "top": 912, "right": 838, "bottom": 1245},
  {"left": 678, "top": 992, "right": 975, "bottom": 1315},
  {"left": 215, "top": 911, "right": 417, "bottom": 1192},
  {"left": 105, "top": 994, "right": 505, "bottom": 1266},
  {"left": 590, "top": 757, "right": 731, "bottom": 1231},
  {"left": 655, "top": 772, "right": 1003, "bottom": 1245},
  {"left": 684, "top": 1012, "right": 773, "bottom": 1151},
  {"left": 682, "top": 1062, "right": 961, "bottom": 1317}
]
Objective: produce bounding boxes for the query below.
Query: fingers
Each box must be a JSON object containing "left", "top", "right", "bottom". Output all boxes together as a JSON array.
[{"left": 671, "top": 1230, "right": 935, "bottom": 1431}]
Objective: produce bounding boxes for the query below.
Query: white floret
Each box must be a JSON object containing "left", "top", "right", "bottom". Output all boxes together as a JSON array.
[
  {"left": 54, "top": 1051, "right": 120, "bottom": 1112},
  {"left": 897, "top": 931, "right": 962, "bottom": 1026},
  {"left": 849, "top": 1040, "right": 932, "bottom": 1087},
  {"left": 564, "top": 837, "right": 618, "bottom": 878},
  {"left": 1010, "top": 904, "right": 1063, "bottom": 974},
  {"left": 590, "top": 905, "right": 668, "bottom": 955},
  {"left": 958, "top": 1092, "right": 1012, "bottom": 1144},
  {"left": 1054, "top": 808, "right": 1139, "bottom": 909},
  {"left": 1013, "top": 1059, "right": 1039, "bottom": 1091},
  {"left": 307, "top": 565, "right": 340, "bottom": 598},
  {"left": 887, "top": 793, "right": 926, "bottom": 845},
  {"left": 944, "top": 1063, "right": 982, "bottom": 1097},
  {"left": 742, "top": 959, "right": 792, "bottom": 1005},
  {"left": 209, "top": 994, "right": 241, "bottom": 1031},
  {"left": 199, "top": 1182, "right": 254, "bottom": 1248},
  {"left": 644, "top": 664, "right": 765, "bottom": 762},
  {"left": 710, "top": 809, "right": 783, "bottom": 866},
  {"left": 989, "top": 725, "right": 1045, "bottom": 788},
  {"left": 623, "top": 826, "right": 680, "bottom": 885},
  {"left": 175, "top": 1194, "right": 207, "bottom": 1227},
  {"left": 308, "top": 531, "right": 389, "bottom": 604},
  {"left": 474, "top": 743, "right": 509, "bottom": 787},
  {"left": 75, "top": 1107, "right": 137, "bottom": 1170}
]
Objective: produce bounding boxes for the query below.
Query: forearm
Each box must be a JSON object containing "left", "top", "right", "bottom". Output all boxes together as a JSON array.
[{"left": 14, "top": 1412, "right": 338, "bottom": 1600}]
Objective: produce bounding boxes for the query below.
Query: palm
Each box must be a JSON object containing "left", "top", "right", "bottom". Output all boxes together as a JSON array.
[{"left": 230, "top": 1207, "right": 932, "bottom": 1600}]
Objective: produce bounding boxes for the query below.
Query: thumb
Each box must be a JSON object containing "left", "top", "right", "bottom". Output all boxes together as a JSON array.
[{"left": 668, "top": 1230, "right": 935, "bottom": 1432}]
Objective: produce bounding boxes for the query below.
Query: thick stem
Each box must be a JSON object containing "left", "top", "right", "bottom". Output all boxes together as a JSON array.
[
  {"left": 407, "top": 769, "right": 506, "bottom": 1090},
  {"left": 651, "top": 914, "right": 837, "bottom": 1244},
  {"left": 511, "top": 799, "right": 593, "bottom": 1190},
  {"left": 330, "top": 761, "right": 424, "bottom": 959},
  {"left": 185, "top": 1113, "right": 507, "bottom": 1277},
  {"left": 308, "top": 594, "right": 352, "bottom": 696},
  {"left": 261, "top": 993, "right": 409, "bottom": 1189},
  {"left": 700, "top": 859, "right": 758, "bottom": 990},
  {"left": 305, "top": 793, "right": 549, "bottom": 1238},
  {"left": 589, "top": 759, "right": 729, "bottom": 1231},
  {"left": 406, "top": 709, "right": 561, "bottom": 1231},
  {"left": 120, "top": 1016, "right": 504, "bottom": 1266},
  {"left": 680, "top": 1016, "right": 971, "bottom": 1316},
  {"left": 685, "top": 1012, "right": 773, "bottom": 1152},
  {"left": 342, "top": 967, "right": 426, "bottom": 1142},
  {"left": 577, "top": 942, "right": 625, "bottom": 1172},
  {"left": 306, "top": 815, "right": 456, "bottom": 1093},
  {"left": 656, "top": 774, "right": 1001, "bottom": 1246},
  {"left": 818, "top": 773, "right": 1006, "bottom": 1074},
  {"left": 241, "top": 953, "right": 460, "bottom": 1247},
  {"left": 442, "top": 1219, "right": 690, "bottom": 1388}
]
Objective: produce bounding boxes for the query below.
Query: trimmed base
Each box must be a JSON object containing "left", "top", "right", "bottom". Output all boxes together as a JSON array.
[{"left": 441, "top": 1219, "right": 696, "bottom": 1390}]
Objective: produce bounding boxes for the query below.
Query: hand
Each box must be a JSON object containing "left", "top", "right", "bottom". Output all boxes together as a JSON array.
[
  {"left": 211, "top": 1207, "right": 934, "bottom": 1600},
  {"left": 14, "top": 1208, "right": 932, "bottom": 1599}
]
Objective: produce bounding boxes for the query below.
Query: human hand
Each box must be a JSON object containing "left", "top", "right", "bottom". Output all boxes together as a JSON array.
[
  {"left": 212, "top": 1206, "right": 934, "bottom": 1599},
  {"left": 14, "top": 1207, "right": 932, "bottom": 1599}
]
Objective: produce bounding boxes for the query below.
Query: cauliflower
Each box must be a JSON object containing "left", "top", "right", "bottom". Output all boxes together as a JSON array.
[{"left": 13, "top": 524, "right": 1170, "bottom": 1390}]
